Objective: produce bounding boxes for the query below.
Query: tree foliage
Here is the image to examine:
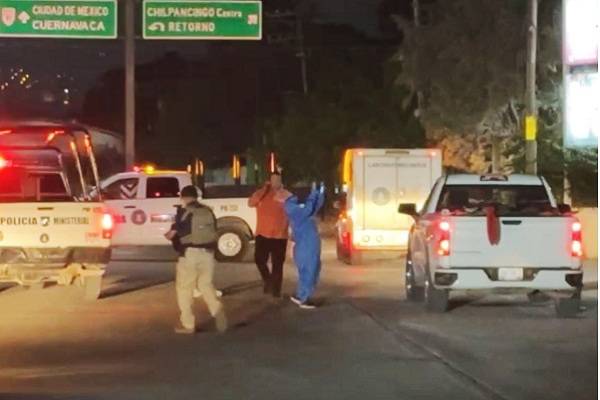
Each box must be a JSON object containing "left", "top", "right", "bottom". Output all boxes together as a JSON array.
[
  {"left": 394, "top": 0, "right": 564, "bottom": 167},
  {"left": 394, "top": 0, "right": 530, "bottom": 135},
  {"left": 262, "top": 48, "right": 425, "bottom": 186}
]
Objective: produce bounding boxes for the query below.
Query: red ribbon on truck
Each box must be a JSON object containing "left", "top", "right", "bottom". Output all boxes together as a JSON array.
[{"left": 485, "top": 206, "right": 501, "bottom": 245}]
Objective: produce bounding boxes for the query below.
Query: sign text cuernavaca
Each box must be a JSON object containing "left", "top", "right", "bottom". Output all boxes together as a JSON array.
[{"left": 0, "top": 0, "right": 117, "bottom": 39}]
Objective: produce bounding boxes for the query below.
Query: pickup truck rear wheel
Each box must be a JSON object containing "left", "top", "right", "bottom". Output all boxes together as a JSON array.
[
  {"left": 216, "top": 227, "right": 248, "bottom": 262},
  {"left": 424, "top": 274, "right": 449, "bottom": 312},
  {"left": 405, "top": 253, "right": 424, "bottom": 302},
  {"left": 555, "top": 297, "right": 581, "bottom": 318},
  {"left": 84, "top": 276, "right": 102, "bottom": 301}
]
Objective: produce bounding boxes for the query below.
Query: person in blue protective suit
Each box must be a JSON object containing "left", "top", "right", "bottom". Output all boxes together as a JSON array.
[{"left": 278, "top": 184, "right": 325, "bottom": 309}]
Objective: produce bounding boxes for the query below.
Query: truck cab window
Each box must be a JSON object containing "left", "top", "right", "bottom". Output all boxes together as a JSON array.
[
  {"left": 437, "top": 185, "right": 553, "bottom": 216},
  {"left": 104, "top": 178, "right": 139, "bottom": 200},
  {"left": 146, "top": 177, "right": 180, "bottom": 198},
  {"left": 39, "top": 174, "right": 66, "bottom": 193},
  {"left": 38, "top": 174, "right": 71, "bottom": 201}
]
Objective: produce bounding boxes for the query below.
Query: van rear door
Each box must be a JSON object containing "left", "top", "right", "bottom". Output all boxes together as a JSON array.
[{"left": 360, "top": 151, "right": 437, "bottom": 232}]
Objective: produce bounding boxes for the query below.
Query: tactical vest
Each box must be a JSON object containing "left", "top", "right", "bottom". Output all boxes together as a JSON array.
[{"left": 178, "top": 202, "right": 217, "bottom": 247}]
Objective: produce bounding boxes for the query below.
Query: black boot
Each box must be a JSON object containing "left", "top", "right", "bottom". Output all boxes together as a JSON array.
[{"left": 263, "top": 280, "right": 272, "bottom": 295}]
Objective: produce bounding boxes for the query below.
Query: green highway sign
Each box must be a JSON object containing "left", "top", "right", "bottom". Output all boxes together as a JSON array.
[
  {"left": 143, "top": 0, "right": 262, "bottom": 40},
  {"left": 0, "top": 0, "right": 117, "bottom": 39}
]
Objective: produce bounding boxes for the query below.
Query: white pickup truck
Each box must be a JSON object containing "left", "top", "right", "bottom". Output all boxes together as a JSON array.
[
  {"left": 98, "top": 169, "right": 257, "bottom": 261},
  {"left": 399, "top": 174, "right": 584, "bottom": 317}
]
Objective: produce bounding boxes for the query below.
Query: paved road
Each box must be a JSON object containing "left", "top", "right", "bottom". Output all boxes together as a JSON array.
[{"left": 0, "top": 242, "right": 596, "bottom": 400}]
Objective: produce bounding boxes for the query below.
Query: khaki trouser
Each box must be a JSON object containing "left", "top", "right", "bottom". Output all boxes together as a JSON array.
[{"left": 176, "top": 248, "right": 223, "bottom": 330}]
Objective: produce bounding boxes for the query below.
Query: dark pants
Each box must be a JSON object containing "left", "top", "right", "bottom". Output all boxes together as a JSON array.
[{"left": 254, "top": 235, "right": 287, "bottom": 297}]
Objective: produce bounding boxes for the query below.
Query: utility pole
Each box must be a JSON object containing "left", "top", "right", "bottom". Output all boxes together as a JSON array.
[
  {"left": 296, "top": 15, "right": 308, "bottom": 95},
  {"left": 124, "top": 0, "right": 136, "bottom": 170},
  {"left": 412, "top": 0, "right": 420, "bottom": 27},
  {"left": 412, "top": 0, "right": 424, "bottom": 113},
  {"left": 524, "top": 0, "right": 538, "bottom": 174}
]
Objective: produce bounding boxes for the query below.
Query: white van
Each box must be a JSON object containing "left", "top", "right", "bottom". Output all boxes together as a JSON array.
[{"left": 336, "top": 148, "right": 442, "bottom": 264}]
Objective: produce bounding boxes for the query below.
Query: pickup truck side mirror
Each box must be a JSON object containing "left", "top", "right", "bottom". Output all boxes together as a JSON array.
[{"left": 398, "top": 203, "right": 418, "bottom": 219}]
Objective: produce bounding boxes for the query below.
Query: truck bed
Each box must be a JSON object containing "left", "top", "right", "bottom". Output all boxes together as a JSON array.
[{"left": 449, "top": 216, "right": 577, "bottom": 268}]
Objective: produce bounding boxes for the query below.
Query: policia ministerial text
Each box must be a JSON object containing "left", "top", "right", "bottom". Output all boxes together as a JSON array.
[{"left": 0, "top": 217, "right": 90, "bottom": 226}]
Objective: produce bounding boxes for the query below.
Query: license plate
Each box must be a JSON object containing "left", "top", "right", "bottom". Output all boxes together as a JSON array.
[{"left": 498, "top": 268, "right": 524, "bottom": 281}]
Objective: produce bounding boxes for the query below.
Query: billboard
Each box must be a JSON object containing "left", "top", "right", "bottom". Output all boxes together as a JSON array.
[
  {"left": 563, "top": 0, "right": 599, "bottom": 148},
  {"left": 563, "top": 0, "right": 599, "bottom": 66},
  {"left": 564, "top": 72, "right": 599, "bottom": 148}
]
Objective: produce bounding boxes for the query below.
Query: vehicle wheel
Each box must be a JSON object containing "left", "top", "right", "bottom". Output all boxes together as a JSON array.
[
  {"left": 336, "top": 239, "right": 346, "bottom": 262},
  {"left": 25, "top": 282, "right": 45, "bottom": 290},
  {"left": 84, "top": 276, "right": 102, "bottom": 301},
  {"left": 338, "top": 245, "right": 362, "bottom": 265},
  {"left": 216, "top": 227, "right": 248, "bottom": 262},
  {"left": 347, "top": 249, "right": 363, "bottom": 265},
  {"left": 405, "top": 254, "right": 424, "bottom": 302},
  {"left": 424, "top": 273, "right": 449, "bottom": 312},
  {"left": 527, "top": 290, "right": 550, "bottom": 303},
  {"left": 555, "top": 297, "right": 581, "bottom": 318}
]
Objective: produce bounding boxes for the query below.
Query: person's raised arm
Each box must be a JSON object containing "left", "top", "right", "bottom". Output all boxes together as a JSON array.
[
  {"left": 248, "top": 184, "right": 270, "bottom": 207},
  {"left": 315, "top": 188, "right": 325, "bottom": 215},
  {"left": 285, "top": 190, "right": 321, "bottom": 220}
]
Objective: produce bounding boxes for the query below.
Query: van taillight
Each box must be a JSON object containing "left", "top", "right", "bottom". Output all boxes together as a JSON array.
[
  {"left": 437, "top": 220, "right": 451, "bottom": 256},
  {"left": 571, "top": 221, "right": 583, "bottom": 257},
  {"left": 342, "top": 231, "right": 352, "bottom": 250},
  {"left": 0, "top": 155, "right": 10, "bottom": 169},
  {"left": 101, "top": 213, "right": 114, "bottom": 239},
  {"left": 339, "top": 210, "right": 352, "bottom": 250}
]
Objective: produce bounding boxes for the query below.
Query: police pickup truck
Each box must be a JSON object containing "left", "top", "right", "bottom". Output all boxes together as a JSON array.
[
  {"left": 0, "top": 124, "right": 112, "bottom": 300},
  {"left": 98, "top": 168, "right": 257, "bottom": 261},
  {"left": 399, "top": 174, "right": 584, "bottom": 317}
]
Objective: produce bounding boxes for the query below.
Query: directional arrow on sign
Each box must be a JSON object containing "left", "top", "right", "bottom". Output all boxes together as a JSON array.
[
  {"left": 148, "top": 22, "right": 165, "bottom": 32},
  {"left": 18, "top": 11, "right": 29, "bottom": 23},
  {"left": 0, "top": 0, "right": 117, "bottom": 39}
]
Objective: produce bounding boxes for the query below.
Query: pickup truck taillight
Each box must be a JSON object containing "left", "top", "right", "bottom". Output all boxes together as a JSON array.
[
  {"left": 0, "top": 155, "right": 12, "bottom": 169},
  {"left": 101, "top": 213, "right": 114, "bottom": 239},
  {"left": 571, "top": 221, "right": 583, "bottom": 257},
  {"left": 437, "top": 220, "right": 451, "bottom": 256}
]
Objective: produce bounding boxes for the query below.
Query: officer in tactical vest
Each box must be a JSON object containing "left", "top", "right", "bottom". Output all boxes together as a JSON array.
[{"left": 165, "top": 185, "right": 227, "bottom": 334}]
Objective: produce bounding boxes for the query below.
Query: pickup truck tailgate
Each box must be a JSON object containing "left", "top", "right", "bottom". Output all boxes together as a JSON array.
[
  {"left": 450, "top": 217, "right": 573, "bottom": 268},
  {"left": 0, "top": 203, "right": 108, "bottom": 248}
]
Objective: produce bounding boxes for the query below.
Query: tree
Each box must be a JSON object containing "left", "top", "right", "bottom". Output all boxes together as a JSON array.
[
  {"left": 393, "top": 0, "right": 563, "bottom": 172},
  {"left": 262, "top": 47, "right": 425, "bottom": 186},
  {"left": 395, "top": 0, "right": 525, "bottom": 131}
]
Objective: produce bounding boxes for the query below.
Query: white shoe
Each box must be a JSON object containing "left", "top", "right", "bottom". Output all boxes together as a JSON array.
[
  {"left": 194, "top": 289, "right": 223, "bottom": 298},
  {"left": 174, "top": 324, "right": 195, "bottom": 334}
]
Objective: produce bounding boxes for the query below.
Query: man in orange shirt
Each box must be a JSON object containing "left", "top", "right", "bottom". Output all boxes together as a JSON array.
[{"left": 248, "top": 172, "right": 290, "bottom": 298}]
